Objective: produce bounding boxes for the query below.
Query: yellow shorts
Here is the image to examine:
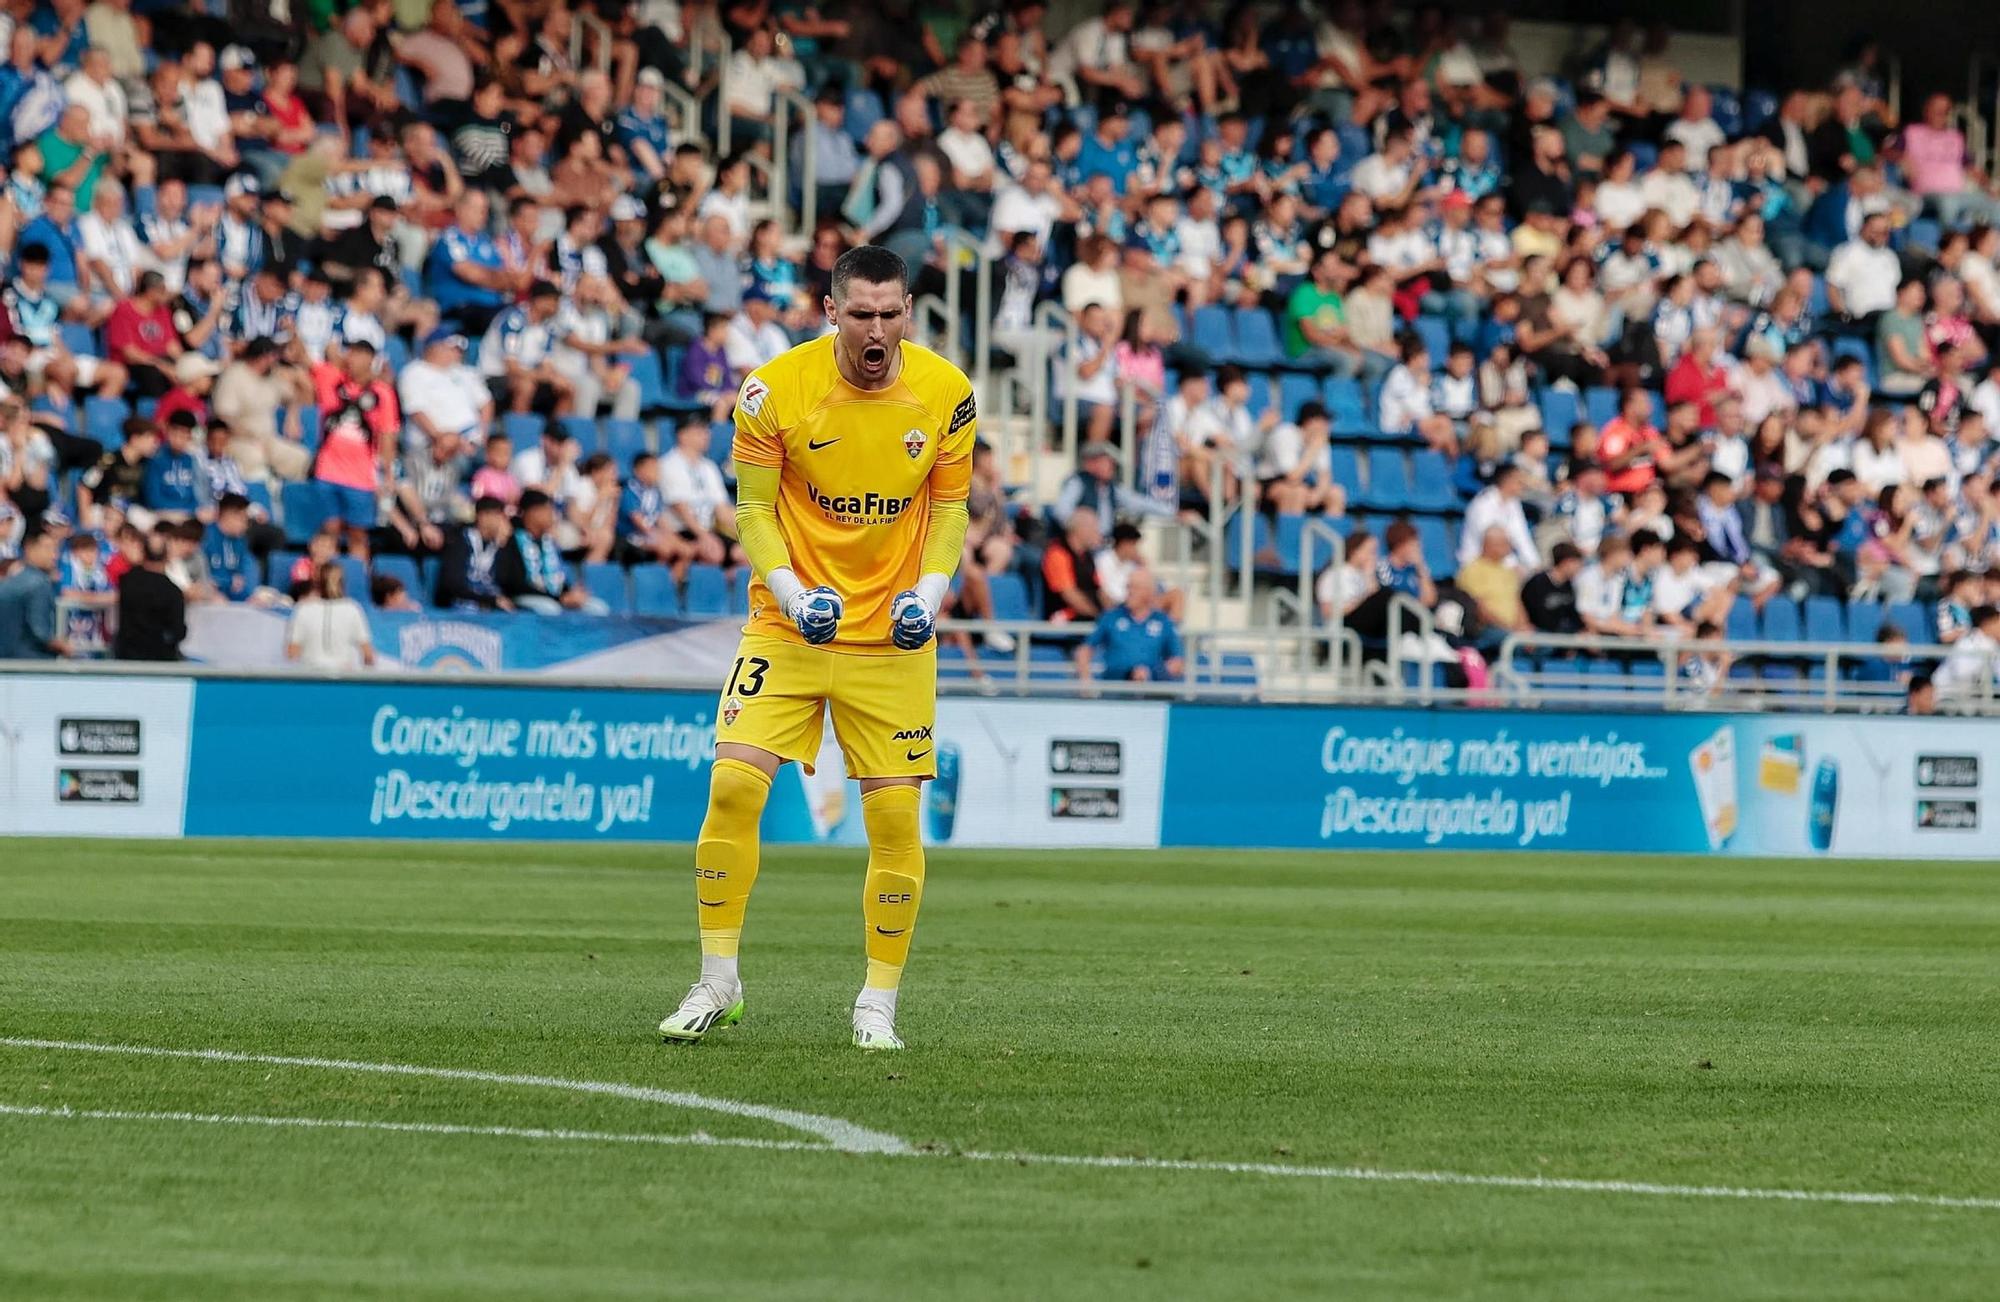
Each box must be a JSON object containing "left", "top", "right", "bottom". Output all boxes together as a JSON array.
[{"left": 713, "top": 633, "right": 938, "bottom": 779}]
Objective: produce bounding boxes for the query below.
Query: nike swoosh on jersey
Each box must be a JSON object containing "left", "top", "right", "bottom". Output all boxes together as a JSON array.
[
  {"left": 699, "top": 898, "right": 727, "bottom": 907},
  {"left": 807, "top": 437, "right": 841, "bottom": 450},
  {"left": 874, "top": 927, "right": 907, "bottom": 937},
  {"left": 905, "top": 747, "right": 932, "bottom": 762}
]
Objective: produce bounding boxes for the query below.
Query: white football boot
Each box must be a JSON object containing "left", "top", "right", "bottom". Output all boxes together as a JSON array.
[
  {"left": 851, "top": 998, "right": 905, "bottom": 1051},
  {"left": 658, "top": 980, "right": 745, "bottom": 1043}
]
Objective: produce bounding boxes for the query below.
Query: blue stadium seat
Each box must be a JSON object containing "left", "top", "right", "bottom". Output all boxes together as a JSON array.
[
  {"left": 280, "top": 482, "right": 329, "bottom": 543},
  {"left": 1272, "top": 513, "right": 1306, "bottom": 575},
  {"left": 1887, "top": 600, "right": 1935, "bottom": 643},
  {"left": 988, "top": 572, "right": 1032, "bottom": 621},
  {"left": 1245, "top": 372, "right": 1274, "bottom": 418},
  {"left": 588, "top": 562, "right": 635, "bottom": 614},
  {"left": 1761, "top": 597, "right": 1802, "bottom": 642},
  {"left": 1323, "top": 378, "right": 1369, "bottom": 434},
  {"left": 1361, "top": 448, "right": 1411, "bottom": 511},
  {"left": 1538, "top": 387, "right": 1579, "bottom": 440},
  {"left": 335, "top": 556, "right": 368, "bottom": 600},
  {"left": 1414, "top": 517, "right": 1454, "bottom": 578},
  {"left": 844, "top": 87, "right": 884, "bottom": 139},
  {"left": 1411, "top": 316, "right": 1451, "bottom": 362},
  {"left": 244, "top": 482, "right": 274, "bottom": 521},
  {"left": 1725, "top": 596, "right": 1759, "bottom": 643},
  {"left": 267, "top": 549, "right": 303, "bottom": 587},
  {"left": 1845, "top": 599, "right": 1884, "bottom": 644},
  {"left": 503, "top": 412, "right": 545, "bottom": 446},
  {"left": 372, "top": 554, "right": 423, "bottom": 601},
  {"left": 684, "top": 564, "right": 728, "bottom": 617},
  {"left": 631, "top": 565, "right": 680, "bottom": 617},
  {"left": 294, "top": 404, "right": 321, "bottom": 452},
  {"left": 1586, "top": 659, "right": 1628, "bottom": 693},
  {"left": 1227, "top": 507, "right": 1271, "bottom": 559},
  {"left": 1407, "top": 451, "right": 1458, "bottom": 511},
  {"left": 729, "top": 566, "right": 751, "bottom": 615},
  {"left": 1584, "top": 386, "right": 1621, "bottom": 428},
  {"left": 630, "top": 349, "right": 678, "bottom": 412},
  {"left": 1232, "top": 307, "right": 1284, "bottom": 369},
  {"left": 1906, "top": 217, "right": 1942, "bottom": 250},
  {"left": 707, "top": 420, "right": 735, "bottom": 465},
  {"left": 1327, "top": 445, "right": 1363, "bottom": 500},
  {"left": 59, "top": 322, "right": 98, "bottom": 357},
  {"left": 84, "top": 397, "right": 130, "bottom": 447},
  {"left": 1192, "top": 305, "right": 1236, "bottom": 364},
  {"left": 1279, "top": 373, "right": 1320, "bottom": 422},
  {"left": 602, "top": 418, "right": 650, "bottom": 468},
  {"left": 1804, "top": 595, "right": 1844, "bottom": 643},
  {"left": 558, "top": 416, "right": 599, "bottom": 447},
  {"left": 1744, "top": 89, "right": 1779, "bottom": 133}
]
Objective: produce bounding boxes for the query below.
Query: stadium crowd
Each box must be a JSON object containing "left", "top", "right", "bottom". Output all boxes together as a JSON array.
[{"left": 0, "top": 0, "right": 1995, "bottom": 694}]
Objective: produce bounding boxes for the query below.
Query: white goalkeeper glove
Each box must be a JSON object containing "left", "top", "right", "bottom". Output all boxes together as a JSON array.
[
  {"left": 768, "top": 567, "right": 843, "bottom": 645},
  {"left": 889, "top": 573, "right": 951, "bottom": 650}
]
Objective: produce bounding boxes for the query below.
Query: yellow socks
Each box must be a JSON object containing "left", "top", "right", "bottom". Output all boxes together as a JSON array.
[
  {"left": 860, "top": 784, "right": 925, "bottom": 992},
  {"left": 694, "top": 759, "right": 772, "bottom": 966}
]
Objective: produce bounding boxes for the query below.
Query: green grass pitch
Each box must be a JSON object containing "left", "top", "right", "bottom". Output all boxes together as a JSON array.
[{"left": 4, "top": 837, "right": 1999, "bottom": 1300}]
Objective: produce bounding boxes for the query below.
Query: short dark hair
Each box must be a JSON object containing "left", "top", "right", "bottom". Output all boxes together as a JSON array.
[
  {"left": 1383, "top": 520, "right": 1417, "bottom": 551},
  {"left": 474, "top": 495, "right": 507, "bottom": 516},
  {"left": 1550, "top": 541, "right": 1583, "bottom": 566},
  {"left": 518, "top": 488, "right": 554, "bottom": 513},
  {"left": 218, "top": 492, "right": 251, "bottom": 515},
  {"left": 1974, "top": 604, "right": 2000, "bottom": 627},
  {"left": 830, "top": 244, "right": 909, "bottom": 303},
  {"left": 122, "top": 416, "right": 158, "bottom": 441},
  {"left": 1667, "top": 537, "right": 1700, "bottom": 558},
  {"left": 18, "top": 242, "right": 48, "bottom": 265}
]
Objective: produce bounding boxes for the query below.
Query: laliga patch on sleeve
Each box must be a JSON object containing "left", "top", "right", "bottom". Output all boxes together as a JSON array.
[
  {"left": 948, "top": 392, "right": 976, "bottom": 435},
  {"left": 738, "top": 375, "right": 768, "bottom": 418}
]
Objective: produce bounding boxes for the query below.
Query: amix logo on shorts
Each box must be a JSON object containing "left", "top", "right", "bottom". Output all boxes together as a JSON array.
[
  {"left": 891, "top": 726, "right": 933, "bottom": 741},
  {"left": 806, "top": 483, "right": 914, "bottom": 525}
]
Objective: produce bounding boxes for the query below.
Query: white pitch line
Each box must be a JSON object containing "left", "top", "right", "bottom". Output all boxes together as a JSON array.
[
  {"left": 0, "top": 1103, "right": 823, "bottom": 1154},
  {"left": 7, "top": 1037, "right": 1999, "bottom": 1213},
  {"left": 5, "top": 1100, "right": 2000, "bottom": 1215},
  {"left": 0, "top": 1036, "right": 908, "bottom": 1155}
]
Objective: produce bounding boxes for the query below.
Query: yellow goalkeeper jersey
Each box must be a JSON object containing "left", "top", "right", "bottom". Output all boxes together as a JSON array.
[{"left": 732, "top": 335, "right": 976, "bottom": 651}]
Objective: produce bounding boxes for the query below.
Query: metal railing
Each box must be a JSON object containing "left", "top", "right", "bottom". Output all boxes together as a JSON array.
[
  {"left": 1027, "top": 302, "right": 1080, "bottom": 468},
  {"left": 768, "top": 88, "right": 819, "bottom": 238},
  {"left": 570, "top": 10, "right": 611, "bottom": 75}
]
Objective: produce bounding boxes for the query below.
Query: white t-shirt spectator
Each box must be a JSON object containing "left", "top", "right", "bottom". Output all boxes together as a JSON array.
[
  {"left": 78, "top": 211, "right": 144, "bottom": 296},
  {"left": 287, "top": 596, "right": 373, "bottom": 670},
  {"left": 1574, "top": 559, "right": 1625, "bottom": 623},
  {"left": 725, "top": 50, "right": 802, "bottom": 119},
  {"left": 660, "top": 446, "right": 729, "bottom": 529},
  {"left": 1349, "top": 153, "right": 1414, "bottom": 202},
  {"left": 1060, "top": 262, "right": 1121, "bottom": 315},
  {"left": 989, "top": 184, "right": 1062, "bottom": 248},
  {"left": 696, "top": 188, "right": 751, "bottom": 244},
  {"left": 1664, "top": 116, "right": 1725, "bottom": 164},
  {"left": 1826, "top": 239, "right": 1900, "bottom": 317},
  {"left": 1048, "top": 17, "right": 1129, "bottom": 87},
  {"left": 1378, "top": 363, "right": 1433, "bottom": 435},
  {"left": 1176, "top": 214, "right": 1222, "bottom": 278},
  {"left": 1254, "top": 420, "right": 1333, "bottom": 482},
  {"left": 937, "top": 127, "right": 996, "bottom": 184},
  {"left": 1639, "top": 169, "right": 1699, "bottom": 228},
  {"left": 723, "top": 312, "right": 790, "bottom": 371},
  {"left": 398, "top": 358, "right": 489, "bottom": 444},
  {"left": 1063, "top": 333, "right": 1118, "bottom": 405},
  {"left": 1852, "top": 439, "right": 1908, "bottom": 493},
  {"left": 1593, "top": 179, "right": 1648, "bottom": 231},
  {"left": 1650, "top": 563, "right": 1716, "bottom": 619},
  {"left": 1933, "top": 628, "right": 1999, "bottom": 696},
  {"left": 182, "top": 76, "right": 229, "bottom": 152},
  {"left": 1458, "top": 485, "right": 1539, "bottom": 569},
  {"left": 63, "top": 72, "right": 127, "bottom": 147}
]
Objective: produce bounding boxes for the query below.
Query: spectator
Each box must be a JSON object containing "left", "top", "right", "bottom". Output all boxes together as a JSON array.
[
  {"left": 0, "top": 526, "right": 64, "bottom": 658},
  {"left": 201, "top": 493, "right": 272, "bottom": 606},
  {"left": 724, "top": 287, "right": 792, "bottom": 373},
  {"left": 1521, "top": 541, "right": 1587, "bottom": 635},
  {"left": 112, "top": 535, "right": 184, "bottom": 660},
  {"left": 1876, "top": 278, "right": 1933, "bottom": 396},
  {"left": 1054, "top": 439, "right": 1176, "bottom": 537},
  {"left": 437, "top": 495, "right": 513, "bottom": 611},
  {"left": 480, "top": 280, "right": 572, "bottom": 415},
  {"left": 1906, "top": 673, "right": 1938, "bottom": 715},
  {"left": 1256, "top": 401, "right": 1344, "bottom": 517},
  {"left": 1826, "top": 211, "right": 1900, "bottom": 322},
  {"left": 1458, "top": 461, "right": 1538, "bottom": 570},
  {"left": 1932, "top": 604, "right": 2000, "bottom": 699},
  {"left": 1900, "top": 93, "right": 2000, "bottom": 230},
  {"left": 619, "top": 451, "right": 691, "bottom": 569},
  {"left": 496, "top": 489, "right": 608, "bottom": 615},
  {"left": 212, "top": 336, "right": 311, "bottom": 484},
  {"left": 1075, "top": 568, "right": 1184, "bottom": 682},
  {"left": 1378, "top": 337, "right": 1458, "bottom": 455},
  {"left": 103, "top": 268, "right": 179, "bottom": 395},
  {"left": 1041, "top": 507, "right": 1105, "bottom": 623},
  {"left": 310, "top": 340, "right": 398, "bottom": 562},
  {"left": 659, "top": 418, "right": 741, "bottom": 569},
  {"left": 371, "top": 573, "right": 423, "bottom": 612},
  {"left": 1597, "top": 386, "right": 1667, "bottom": 496},
  {"left": 425, "top": 191, "right": 510, "bottom": 335},
  {"left": 76, "top": 418, "right": 155, "bottom": 531},
  {"left": 140, "top": 412, "right": 204, "bottom": 523},
  {"left": 1456, "top": 525, "right": 1530, "bottom": 642},
  {"left": 398, "top": 330, "right": 491, "bottom": 452},
  {"left": 552, "top": 274, "right": 645, "bottom": 421},
  {"left": 286, "top": 558, "right": 375, "bottom": 670},
  {"left": 1652, "top": 535, "right": 1739, "bottom": 636}
]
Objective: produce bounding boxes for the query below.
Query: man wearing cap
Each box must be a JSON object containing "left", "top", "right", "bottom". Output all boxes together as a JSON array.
[
  {"left": 1053, "top": 439, "right": 1176, "bottom": 537},
  {"left": 479, "top": 280, "right": 573, "bottom": 416},
  {"left": 155, "top": 352, "right": 220, "bottom": 433},
  {"left": 617, "top": 68, "right": 674, "bottom": 183},
  {"left": 399, "top": 328, "right": 493, "bottom": 453},
  {"left": 724, "top": 287, "right": 791, "bottom": 372},
  {"left": 255, "top": 187, "right": 307, "bottom": 283},
  {"left": 317, "top": 194, "right": 408, "bottom": 292},
  {"left": 216, "top": 172, "right": 265, "bottom": 285},
  {"left": 219, "top": 45, "right": 286, "bottom": 187}
]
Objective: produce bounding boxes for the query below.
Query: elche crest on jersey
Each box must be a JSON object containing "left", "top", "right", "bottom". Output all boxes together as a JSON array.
[
  {"left": 738, "top": 375, "right": 768, "bottom": 418},
  {"left": 722, "top": 696, "right": 744, "bottom": 727},
  {"left": 903, "top": 428, "right": 927, "bottom": 459}
]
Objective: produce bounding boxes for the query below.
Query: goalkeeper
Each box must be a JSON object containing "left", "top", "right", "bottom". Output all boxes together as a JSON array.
[{"left": 658, "top": 246, "right": 976, "bottom": 1052}]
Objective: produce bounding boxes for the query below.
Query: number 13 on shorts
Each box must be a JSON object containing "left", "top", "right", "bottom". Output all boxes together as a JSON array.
[{"left": 713, "top": 633, "right": 937, "bottom": 779}]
